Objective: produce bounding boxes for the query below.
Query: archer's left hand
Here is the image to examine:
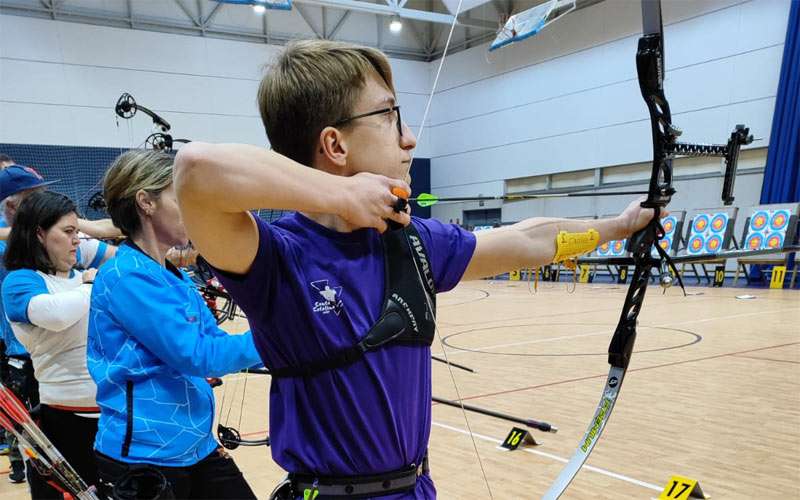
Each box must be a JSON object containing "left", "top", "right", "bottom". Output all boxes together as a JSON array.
[{"left": 618, "top": 197, "right": 669, "bottom": 237}]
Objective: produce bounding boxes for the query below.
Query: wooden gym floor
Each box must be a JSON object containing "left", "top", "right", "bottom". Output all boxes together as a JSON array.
[{"left": 1, "top": 280, "right": 798, "bottom": 499}]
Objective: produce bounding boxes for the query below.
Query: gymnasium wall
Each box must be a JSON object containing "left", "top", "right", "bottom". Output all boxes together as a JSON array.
[
  {"left": 0, "top": 0, "right": 792, "bottom": 231},
  {"left": 426, "top": 0, "right": 791, "bottom": 225},
  {"left": 0, "top": 13, "right": 433, "bottom": 155}
]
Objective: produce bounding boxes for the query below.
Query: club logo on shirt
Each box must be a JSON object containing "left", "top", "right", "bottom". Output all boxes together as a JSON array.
[{"left": 311, "top": 280, "right": 344, "bottom": 316}]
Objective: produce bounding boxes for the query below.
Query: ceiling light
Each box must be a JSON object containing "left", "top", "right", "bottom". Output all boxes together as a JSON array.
[
  {"left": 253, "top": 4, "right": 266, "bottom": 14},
  {"left": 389, "top": 16, "right": 402, "bottom": 33}
]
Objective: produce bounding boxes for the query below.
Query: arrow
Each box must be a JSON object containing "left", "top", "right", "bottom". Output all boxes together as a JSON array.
[
  {"left": 432, "top": 355, "right": 476, "bottom": 373},
  {"left": 432, "top": 396, "right": 557, "bottom": 433},
  {"left": 405, "top": 191, "right": 649, "bottom": 208}
]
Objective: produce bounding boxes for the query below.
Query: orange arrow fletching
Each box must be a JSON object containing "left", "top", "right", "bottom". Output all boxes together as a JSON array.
[{"left": 391, "top": 187, "right": 409, "bottom": 200}]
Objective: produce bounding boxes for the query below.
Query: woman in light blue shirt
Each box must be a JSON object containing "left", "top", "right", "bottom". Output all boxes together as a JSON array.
[{"left": 87, "top": 150, "right": 260, "bottom": 499}]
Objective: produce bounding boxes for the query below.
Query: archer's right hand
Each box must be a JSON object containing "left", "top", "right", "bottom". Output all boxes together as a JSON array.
[{"left": 339, "top": 173, "right": 411, "bottom": 232}]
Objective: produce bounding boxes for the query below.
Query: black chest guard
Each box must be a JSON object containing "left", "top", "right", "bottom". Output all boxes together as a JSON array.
[{"left": 268, "top": 224, "right": 436, "bottom": 379}]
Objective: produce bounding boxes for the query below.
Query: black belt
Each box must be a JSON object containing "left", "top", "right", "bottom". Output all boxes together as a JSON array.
[{"left": 289, "top": 456, "right": 429, "bottom": 499}]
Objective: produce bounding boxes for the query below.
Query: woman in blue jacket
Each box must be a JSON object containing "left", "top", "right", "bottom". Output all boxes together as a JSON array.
[{"left": 87, "top": 150, "right": 261, "bottom": 499}]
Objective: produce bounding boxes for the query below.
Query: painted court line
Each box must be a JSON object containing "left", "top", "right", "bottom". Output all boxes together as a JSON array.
[
  {"left": 431, "top": 421, "right": 662, "bottom": 492},
  {"left": 444, "top": 308, "right": 786, "bottom": 355},
  {"left": 447, "top": 341, "right": 800, "bottom": 403}
]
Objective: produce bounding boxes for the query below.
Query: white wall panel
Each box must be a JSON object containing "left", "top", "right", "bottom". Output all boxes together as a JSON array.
[
  {"left": 0, "top": 13, "right": 431, "bottom": 156},
  {"left": 426, "top": 0, "right": 789, "bottom": 222},
  {"left": 0, "top": 0, "right": 789, "bottom": 223}
]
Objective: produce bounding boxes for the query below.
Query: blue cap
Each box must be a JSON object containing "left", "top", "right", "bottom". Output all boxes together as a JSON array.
[{"left": 0, "top": 165, "right": 58, "bottom": 201}]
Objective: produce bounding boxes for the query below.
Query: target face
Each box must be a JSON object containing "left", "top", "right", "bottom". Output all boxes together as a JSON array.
[
  {"left": 747, "top": 233, "right": 764, "bottom": 250},
  {"left": 751, "top": 211, "right": 769, "bottom": 231},
  {"left": 710, "top": 213, "right": 727, "bottom": 233},
  {"left": 659, "top": 238, "right": 671, "bottom": 251},
  {"left": 770, "top": 210, "right": 789, "bottom": 231},
  {"left": 766, "top": 232, "right": 784, "bottom": 249},
  {"left": 612, "top": 240, "right": 625, "bottom": 254},
  {"left": 598, "top": 242, "right": 610, "bottom": 255},
  {"left": 693, "top": 215, "right": 709, "bottom": 233},
  {"left": 688, "top": 235, "right": 705, "bottom": 254},
  {"left": 662, "top": 216, "right": 676, "bottom": 235},
  {"left": 705, "top": 235, "right": 722, "bottom": 252}
]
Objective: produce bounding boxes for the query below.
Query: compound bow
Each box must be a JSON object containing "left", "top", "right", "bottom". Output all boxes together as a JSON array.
[{"left": 114, "top": 93, "right": 191, "bottom": 152}]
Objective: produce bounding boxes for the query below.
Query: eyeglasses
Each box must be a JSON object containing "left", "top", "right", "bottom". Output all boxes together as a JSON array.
[{"left": 333, "top": 105, "right": 403, "bottom": 138}]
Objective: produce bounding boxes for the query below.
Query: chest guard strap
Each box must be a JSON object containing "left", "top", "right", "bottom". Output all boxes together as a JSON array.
[{"left": 269, "top": 224, "right": 436, "bottom": 379}]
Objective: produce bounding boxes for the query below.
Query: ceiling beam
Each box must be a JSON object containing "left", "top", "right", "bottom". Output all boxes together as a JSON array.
[
  {"left": 328, "top": 10, "right": 351, "bottom": 39},
  {"left": 126, "top": 0, "right": 134, "bottom": 28},
  {"left": 294, "top": 3, "right": 324, "bottom": 38},
  {"left": 294, "top": 0, "right": 497, "bottom": 31},
  {"left": 201, "top": 1, "right": 223, "bottom": 29},
  {"left": 405, "top": 18, "right": 428, "bottom": 51},
  {"left": 174, "top": 0, "right": 200, "bottom": 26},
  {"left": 0, "top": 0, "right": 520, "bottom": 61}
]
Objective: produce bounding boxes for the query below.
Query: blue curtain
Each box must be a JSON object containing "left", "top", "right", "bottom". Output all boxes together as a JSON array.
[
  {"left": 753, "top": 2, "right": 800, "bottom": 285},
  {"left": 760, "top": 0, "right": 800, "bottom": 204}
]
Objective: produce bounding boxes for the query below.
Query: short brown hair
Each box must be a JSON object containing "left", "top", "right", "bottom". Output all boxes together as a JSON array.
[
  {"left": 103, "top": 150, "right": 173, "bottom": 238},
  {"left": 257, "top": 40, "right": 395, "bottom": 167}
]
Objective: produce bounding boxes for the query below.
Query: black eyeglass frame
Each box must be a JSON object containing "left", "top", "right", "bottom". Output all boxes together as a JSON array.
[{"left": 333, "top": 105, "right": 403, "bottom": 138}]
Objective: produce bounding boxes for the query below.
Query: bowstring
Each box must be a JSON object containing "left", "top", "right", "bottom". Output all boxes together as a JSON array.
[{"left": 403, "top": 0, "right": 495, "bottom": 496}]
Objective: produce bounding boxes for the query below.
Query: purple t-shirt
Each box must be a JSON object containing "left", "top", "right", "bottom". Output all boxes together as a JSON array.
[{"left": 212, "top": 213, "right": 475, "bottom": 498}]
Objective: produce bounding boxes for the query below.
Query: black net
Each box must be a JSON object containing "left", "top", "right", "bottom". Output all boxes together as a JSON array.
[
  {"left": 0, "top": 143, "right": 291, "bottom": 222},
  {"left": 1, "top": 143, "right": 126, "bottom": 220}
]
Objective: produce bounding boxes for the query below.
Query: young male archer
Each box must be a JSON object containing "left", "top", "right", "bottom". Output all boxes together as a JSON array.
[{"left": 174, "top": 39, "right": 655, "bottom": 499}]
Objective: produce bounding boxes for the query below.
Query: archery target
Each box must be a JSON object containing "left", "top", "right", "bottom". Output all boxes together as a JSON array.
[
  {"left": 652, "top": 215, "right": 679, "bottom": 257},
  {"left": 710, "top": 214, "right": 727, "bottom": 233},
  {"left": 770, "top": 210, "right": 790, "bottom": 231},
  {"left": 750, "top": 211, "right": 769, "bottom": 231},
  {"left": 662, "top": 216, "right": 676, "bottom": 235},
  {"left": 766, "top": 232, "right": 784, "bottom": 249},
  {"left": 745, "top": 209, "right": 791, "bottom": 250},
  {"left": 693, "top": 214, "right": 710, "bottom": 233},
  {"left": 687, "top": 212, "right": 729, "bottom": 255},
  {"left": 705, "top": 235, "right": 723, "bottom": 253},
  {"left": 598, "top": 240, "right": 627, "bottom": 257},
  {"left": 746, "top": 233, "right": 763, "bottom": 250},
  {"left": 688, "top": 235, "right": 705, "bottom": 254}
]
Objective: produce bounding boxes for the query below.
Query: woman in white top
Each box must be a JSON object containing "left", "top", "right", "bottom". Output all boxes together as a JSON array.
[{"left": 2, "top": 191, "right": 102, "bottom": 499}]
